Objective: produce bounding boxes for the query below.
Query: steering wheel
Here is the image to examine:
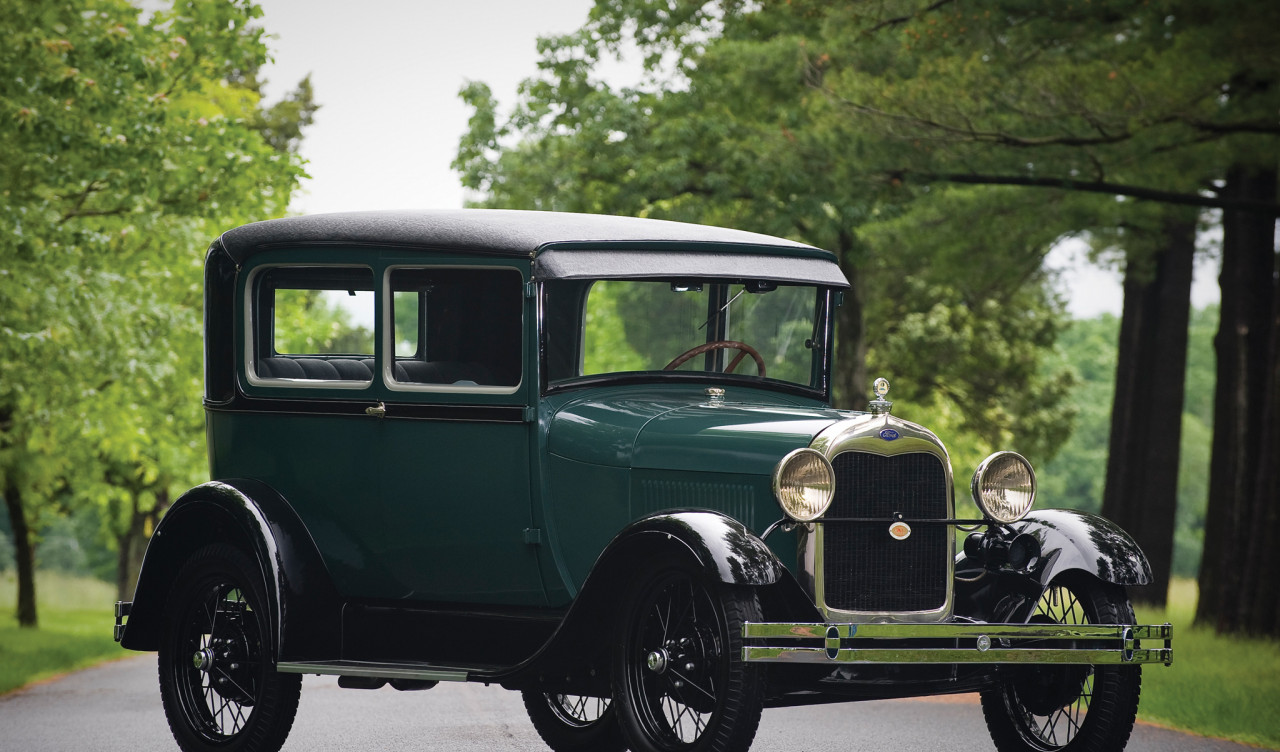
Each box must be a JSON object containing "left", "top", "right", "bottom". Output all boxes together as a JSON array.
[{"left": 664, "top": 340, "right": 766, "bottom": 377}]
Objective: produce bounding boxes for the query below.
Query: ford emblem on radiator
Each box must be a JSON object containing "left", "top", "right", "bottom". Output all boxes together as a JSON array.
[{"left": 879, "top": 428, "right": 900, "bottom": 441}]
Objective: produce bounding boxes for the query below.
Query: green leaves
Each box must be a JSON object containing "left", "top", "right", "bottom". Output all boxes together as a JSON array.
[
  {"left": 452, "top": 2, "right": 1081, "bottom": 461},
  {"left": 1, "top": 0, "right": 309, "bottom": 612}
]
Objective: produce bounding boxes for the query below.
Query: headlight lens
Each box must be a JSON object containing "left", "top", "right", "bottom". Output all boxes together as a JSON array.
[
  {"left": 971, "top": 451, "right": 1036, "bottom": 523},
  {"left": 773, "top": 448, "right": 835, "bottom": 522}
]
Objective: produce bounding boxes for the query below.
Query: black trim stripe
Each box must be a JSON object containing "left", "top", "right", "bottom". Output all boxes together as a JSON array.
[{"left": 205, "top": 394, "right": 526, "bottom": 423}]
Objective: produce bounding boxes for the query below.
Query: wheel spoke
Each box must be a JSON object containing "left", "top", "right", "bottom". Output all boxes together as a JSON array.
[
  {"left": 232, "top": 700, "right": 248, "bottom": 733},
  {"left": 1039, "top": 711, "right": 1055, "bottom": 745},
  {"left": 622, "top": 568, "right": 758, "bottom": 749},
  {"left": 668, "top": 668, "right": 716, "bottom": 703},
  {"left": 214, "top": 667, "right": 253, "bottom": 703},
  {"left": 667, "top": 582, "right": 695, "bottom": 637},
  {"left": 1005, "top": 582, "right": 1116, "bottom": 750}
]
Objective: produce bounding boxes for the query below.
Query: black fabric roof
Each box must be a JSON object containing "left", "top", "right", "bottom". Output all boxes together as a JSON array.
[{"left": 217, "top": 209, "right": 832, "bottom": 264}]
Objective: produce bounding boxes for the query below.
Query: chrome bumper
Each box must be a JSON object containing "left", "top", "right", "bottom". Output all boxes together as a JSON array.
[{"left": 742, "top": 622, "right": 1173, "bottom": 666}]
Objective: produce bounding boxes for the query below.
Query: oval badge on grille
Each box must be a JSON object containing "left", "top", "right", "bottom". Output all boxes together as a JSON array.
[
  {"left": 879, "top": 429, "right": 900, "bottom": 441},
  {"left": 889, "top": 521, "right": 912, "bottom": 540}
]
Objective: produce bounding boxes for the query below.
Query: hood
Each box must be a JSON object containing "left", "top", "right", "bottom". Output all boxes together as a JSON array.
[{"left": 547, "top": 388, "right": 845, "bottom": 475}]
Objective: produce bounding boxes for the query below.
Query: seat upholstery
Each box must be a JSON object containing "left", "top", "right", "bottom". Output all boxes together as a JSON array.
[
  {"left": 258, "top": 356, "right": 372, "bottom": 381},
  {"left": 256, "top": 356, "right": 495, "bottom": 386}
]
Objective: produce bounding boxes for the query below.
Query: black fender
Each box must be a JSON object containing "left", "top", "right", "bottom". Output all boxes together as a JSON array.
[
  {"left": 602, "top": 510, "right": 786, "bottom": 587},
  {"left": 119, "top": 479, "right": 342, "bottom": 663},
  {"left": 1014, "top": 508, "right": 1152, "bottom": 588},
  {"left": 496, "top": 510, "right": 786, "bottom": 692},
  {"left": 956, "top": 508, "right": 1152, "bottom": 623}
]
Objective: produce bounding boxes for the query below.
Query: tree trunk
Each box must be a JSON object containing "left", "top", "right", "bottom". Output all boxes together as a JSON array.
[
  {"left": 3, "top": 474, "right": 38, "bottom": 628},
  {"left": 832, "top": 231, "right": 868, "bottom": 410},
  {"left": 114, "top": 487, "right": 170, "bottom": 602},
  {"left": 1242, "top": 276, "right": 1280, "bottom": 635},
  {"left": 114, "top": 493, "right": 144, "bottom": 603},
  {"left": 1196, "top": 164, "right": 1279, "bottom": 635},
  {"left": 1100, "top": 212, "right": 1196, "bottom": 607}
]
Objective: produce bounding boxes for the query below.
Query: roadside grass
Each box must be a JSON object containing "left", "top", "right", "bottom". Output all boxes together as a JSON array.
[
  {"left": 0, "top": 570, "right": 127, "bottom": 696},
  {"left": 1136, "top": 578, "right": 1280, "bottom": 750}
]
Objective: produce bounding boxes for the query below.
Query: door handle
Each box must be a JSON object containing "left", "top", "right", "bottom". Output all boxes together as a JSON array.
[{"left": 365, "top": 402, "right": 386, "bottom": 418}]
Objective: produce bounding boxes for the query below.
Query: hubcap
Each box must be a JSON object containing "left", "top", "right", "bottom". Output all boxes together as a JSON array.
[
  {"left": 646, "top": 649, "right": 670, "bottom": 674},
  {"left": 193, "top": 648, "right": 214, "bottom": 672}
]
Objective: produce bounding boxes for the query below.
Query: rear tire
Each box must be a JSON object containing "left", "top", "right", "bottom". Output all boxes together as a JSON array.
[
  {"left": 158, "top": 544, "right": 301, "bottom": 752},
  {"left": 980, "top": 573, "right": 1141, "bottom": 752},
  {"left": 521, "top": 689, "right": 625, "bottom": 752}
]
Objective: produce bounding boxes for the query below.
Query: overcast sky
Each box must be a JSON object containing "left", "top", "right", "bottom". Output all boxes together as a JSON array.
[{"left": 251, "top": 0, "right": 1218, "bottom": 319}]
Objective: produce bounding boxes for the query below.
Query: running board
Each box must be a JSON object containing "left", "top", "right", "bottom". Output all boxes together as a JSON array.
[{"left": 276, "top": 660, "right": 471, "bottom": 683}]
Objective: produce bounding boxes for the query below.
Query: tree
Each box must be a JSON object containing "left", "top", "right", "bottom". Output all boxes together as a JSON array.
[
  {"left": 454, "top": 4, "right": 1078, "bottom": 472},
  {"left": 1197, "top": 165, "right": 1280, "bottom": 635},
  {"left": 1038, "top": 306, "right": 1217, "bottom": 579},
  {"left": 1099, "top": 211, "right": 1196, "bottom": 605},
  {"left": 459, "top": 0, "right": 1279, "bottom": 619},
  {"left": 801, "top": 0, "right": 1279, "bottom": 609},
  {"left": 1, "top": 0, "right": 308, "bottom": 625}
]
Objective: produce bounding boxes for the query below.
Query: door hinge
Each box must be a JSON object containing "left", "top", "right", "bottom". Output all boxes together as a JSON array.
[
  {"left": 523, "top": 528, "right": 542, "bottom": 545},
  {"left": 524, "top": 280, "right": 537, "bottom": 299},
  {"left": 523, "top": 406, "right": 537, "bottom": 423}
]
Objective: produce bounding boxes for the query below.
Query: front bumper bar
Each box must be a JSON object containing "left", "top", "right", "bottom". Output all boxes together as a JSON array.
[{"left": 743, "top": 622, "right": 1173, "bottom": 666}]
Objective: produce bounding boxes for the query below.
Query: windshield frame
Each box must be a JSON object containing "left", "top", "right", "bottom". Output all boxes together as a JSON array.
[{"left": 538, "top": 276, "right": 839, "bottom": 402}]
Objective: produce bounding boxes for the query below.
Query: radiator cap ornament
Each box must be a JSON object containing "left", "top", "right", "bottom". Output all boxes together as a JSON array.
[{"left": 869, "top": 377, "right": 893, "bottom": 415}]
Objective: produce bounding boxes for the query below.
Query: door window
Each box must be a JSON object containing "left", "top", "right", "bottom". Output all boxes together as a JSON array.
[
  {"left": 251, "top": 266, "right": 375, "bottom": 385},
  {"left": 387, "top": 267, "right": 523, "bottom": 390}
]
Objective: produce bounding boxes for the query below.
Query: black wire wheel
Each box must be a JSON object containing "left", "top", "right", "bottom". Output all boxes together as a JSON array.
[
  {"left": 521, "top": 689, "right": 625, "bottom": 752},
  {"left": 158, "top": 544, "right": 301, "bottom": 752},
  {"left": 981, "top": 574, "right": 1142, "bottom": 752},
  {"left": 612, "top": 560, "right": 763, "bottom": 752}
]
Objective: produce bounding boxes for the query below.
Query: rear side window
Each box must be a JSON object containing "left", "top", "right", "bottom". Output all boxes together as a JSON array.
[
  {"left": 388, "top": 267, "right": 523, "bottom": 389},
  {"left": 252, "top": 266, "right": 375, "bottom": 384}
]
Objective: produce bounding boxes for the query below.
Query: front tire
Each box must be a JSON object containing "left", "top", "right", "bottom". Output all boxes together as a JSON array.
[
  {"left": 521, "top": 689, "right": 625, "bottom": 752},
  {"left": 158, "top": 544, "right": 301, "bottom": 752},
  {"left": 980, "top": 573, "right": 1142, "bottom": 752},
  {"left": 612, "top": 560, "right": 763, "bottom": 752}
]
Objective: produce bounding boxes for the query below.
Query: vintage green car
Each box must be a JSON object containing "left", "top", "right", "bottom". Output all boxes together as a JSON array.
[{"left": 114, "top": 210, "right": 1171, "bottom": 752}]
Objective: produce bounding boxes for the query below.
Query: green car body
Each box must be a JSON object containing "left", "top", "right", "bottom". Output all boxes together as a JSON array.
[{"left": 116, "top": 210, "right": 1170, "bottom": 752}]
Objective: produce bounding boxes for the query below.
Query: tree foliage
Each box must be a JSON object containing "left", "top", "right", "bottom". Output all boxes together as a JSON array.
[
  {"left": 798, "top": 0, "right": 1279, "bottom": 214},
  {"left": 454, "top": 0, "right": 1078, "bottom": 471},
  {"left": 457, "top": 0, "right": 1277, "bottom": 627},
  {"left": 1, "top": 0, "right": 311, "bottom": 624}
]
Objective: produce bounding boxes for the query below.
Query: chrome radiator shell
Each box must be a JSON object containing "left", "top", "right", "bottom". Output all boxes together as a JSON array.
[{"left": 798, "top": 414, "right": 955, "bottom": 623}]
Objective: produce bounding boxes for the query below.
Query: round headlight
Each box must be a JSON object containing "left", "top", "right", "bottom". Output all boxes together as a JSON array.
[
  {"left": 773, "top": 448, "right": 835, "bottom": 522},
  {"left": 971, "top": 451, "right": 1036, "bottom": 523}
]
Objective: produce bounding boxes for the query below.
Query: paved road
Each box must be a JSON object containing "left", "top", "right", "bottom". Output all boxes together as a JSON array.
[{"left": 0, "top": 655, "right": 1260, "bottom": 752}]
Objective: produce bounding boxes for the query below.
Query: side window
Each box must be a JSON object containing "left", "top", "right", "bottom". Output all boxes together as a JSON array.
[
  {"left": 389, "top": 267, "right": 523, "bottom": 388},
  {"left": 253, "top": 266, "right": 375, "bottom": 384}
]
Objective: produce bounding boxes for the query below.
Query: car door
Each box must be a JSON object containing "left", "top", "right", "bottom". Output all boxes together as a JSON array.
[
  {"left": 217, "top": 253, "right": 545, "bottom": 608},
  {"left": 367, "top": 261, "right": 545, "bottom": 605}
]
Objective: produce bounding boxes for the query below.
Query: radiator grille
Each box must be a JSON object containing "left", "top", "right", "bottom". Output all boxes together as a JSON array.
[{"left": 821, "top": 451, "right": 949, "bottom": 613}]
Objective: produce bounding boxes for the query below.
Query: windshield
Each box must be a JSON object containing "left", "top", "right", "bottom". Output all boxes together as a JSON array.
[{"left": 544, "top": 278, "right": 830, "bottom": 392}]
